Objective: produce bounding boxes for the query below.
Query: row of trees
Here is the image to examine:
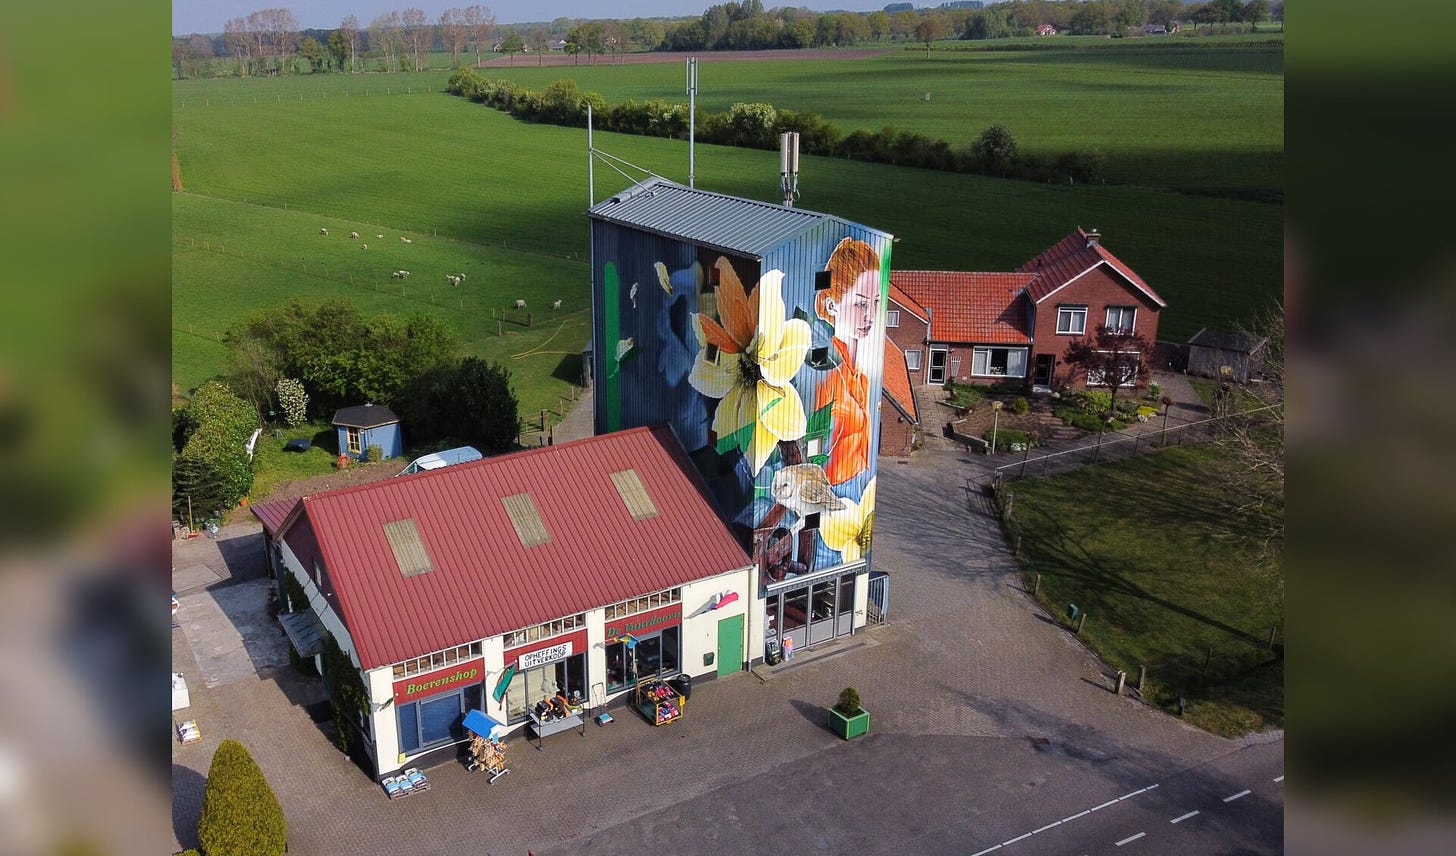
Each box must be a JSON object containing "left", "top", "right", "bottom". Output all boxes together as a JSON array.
[
  {"left": 175, "top": 1, "right": 1284, "bottom": 78},
  {"left": 448, "top": 69, "right": 1107, "bottom": 185}
]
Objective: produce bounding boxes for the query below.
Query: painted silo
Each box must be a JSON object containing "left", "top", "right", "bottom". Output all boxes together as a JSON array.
[{"left": 588, "top": 177, "right": 893, "bottom": 656}]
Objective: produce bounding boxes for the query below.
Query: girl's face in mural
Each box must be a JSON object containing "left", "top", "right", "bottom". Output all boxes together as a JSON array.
[{"left": 830, "top": 269, "right": 881, "bottom": 360}]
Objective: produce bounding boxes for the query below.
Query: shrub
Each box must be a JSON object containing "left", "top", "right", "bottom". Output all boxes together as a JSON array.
[
  {"left": 198, "top": 739, "right": 286, "bottom": 856},
  {"left": 365, "top": 444, "right": 383, "bottom": 463},
  {"left": 1146, "top": 382, "right": 1161, "bottom": 400},
  {"left": 1013, "top": 396, "right": 1030, "bottom": 415},
  {"left": 984, "top": 427, "right": 1031, "bottom": 452},
  {"left": 834, "top": 687, "right": 863, "bottom": 716}
]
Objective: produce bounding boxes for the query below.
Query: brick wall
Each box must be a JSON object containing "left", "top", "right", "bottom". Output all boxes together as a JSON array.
[
  {"left": 877, "top": 406, "right": 917, "bottom": 457},
  {"left": 886, "top": 299, "right": 930, "bottom": 387},
  {"left": 1030, "top": 266, "right": 1162, "bottom": 389}
]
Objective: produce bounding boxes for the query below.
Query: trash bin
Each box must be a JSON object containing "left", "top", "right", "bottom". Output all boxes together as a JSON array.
[
  {"left": 671, "top": 674, "right": 692, "bottom": 702},
  {"left": 1067, "top": 603, "right": 1080, "bottom": 621},
  {"left": 764, "top": 640, "right": 782, "bottom": 666}
]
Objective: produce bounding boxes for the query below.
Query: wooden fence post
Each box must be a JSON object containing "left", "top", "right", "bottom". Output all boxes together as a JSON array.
[
  {"left": 1075, "top": 613, "right": 1087, "bottom": 635},
  {"left": 1137, "top": 664, "right": 1146, "bottom": 692},
  {"left": 1115, "top": 671, "right": 1126, "bottom": 695},
  {"left": 1032, "top": 573, "right": 1041, "bottom": 596}
]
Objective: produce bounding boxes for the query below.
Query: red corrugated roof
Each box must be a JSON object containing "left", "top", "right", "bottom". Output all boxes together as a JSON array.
[
  {"left": 251, "top": 498, "right": 296, "bottom": 538},
  {"left": 890, "top": 271, "right": 1035, "bottom": 345},
  {"left": 279, "top": 425, "right": 753, "bottom": 670},
  {"left": 882, "top": 338, "right": 917, "bottom": 422},
  {"left": 1019, "top": 228, "right": 1166, "bottom": 307}
]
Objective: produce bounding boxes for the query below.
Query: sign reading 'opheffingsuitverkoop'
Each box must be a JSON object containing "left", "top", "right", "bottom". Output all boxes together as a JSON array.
[
  {"left": 518, "top": 641, "right": 573, "bottom": 670},
  {"left": 393, "top": 659, "right": 484, "bottom": 705}
]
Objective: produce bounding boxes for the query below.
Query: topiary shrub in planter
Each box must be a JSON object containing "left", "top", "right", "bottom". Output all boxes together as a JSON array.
[{"left": 827, "top": 686, "right": 869, "bottom": 740}]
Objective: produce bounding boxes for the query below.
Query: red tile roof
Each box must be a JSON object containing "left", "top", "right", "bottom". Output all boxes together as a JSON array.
[
  {"left": 890, "top": 271, "right": 1035, "bottom": 345},
  {"left": 279, "top": 425, "right": 753, "bottom": 670},
  {"left": 1018, "top": 228, "right": 1166, "bottom": 307},
  {"left": 881, "top": 338, "right": 917, "bottom": 423},
  {"left": 887, "top": 282, "right": 929, "bottom": 323}
]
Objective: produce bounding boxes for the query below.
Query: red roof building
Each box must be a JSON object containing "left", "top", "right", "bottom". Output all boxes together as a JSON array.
[{"left": 259, "top": 425, "right": 757, "bottom": 777}]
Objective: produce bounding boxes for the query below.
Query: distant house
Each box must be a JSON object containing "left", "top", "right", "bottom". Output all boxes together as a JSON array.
[
  {"left": 1145, "top": 24, "right": 1168, "bottom": 35},
  {"left": 885, "top": 227, "right": 1165, "bottom": 393},
  {"left": 1035, "top": 24, "right": 1058, "bottom": 36},
  {"left": 550, "top": 38, "right": 568, "bottom": 51},
  {"left": 1187, "top": 328, "right": 1269, "bottom": 383},
  {"left": 1169, "top": 21, "right": 1181, "bottom": 33},
  {"left": 332, "top": 404, "right": 403, "bottom": 461}
]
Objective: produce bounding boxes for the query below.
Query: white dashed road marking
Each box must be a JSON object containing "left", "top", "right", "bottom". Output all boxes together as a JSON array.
[
  {"left": 1170, "top": 810, "right": 1200, "bottom": 824},
  {"left": 1115, "top": 832, "right": 1146, "bottom": 846},
  {"left": 1224, "top": 789, "right": 1251, "bottom": 802},
  {"left": 972, "top": 783, "right": 1161, "bottom": 855}
]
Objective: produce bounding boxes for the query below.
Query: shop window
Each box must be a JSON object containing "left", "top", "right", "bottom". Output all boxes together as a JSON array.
[
  {"left": 605, "top": 626, "right": 681, "bottom": 694},
  {"left": 506, "top": 654, "right": 587, "bottom": 724},
  {"left": 397, "top": 684, "right": 481, "bottom": 754}
]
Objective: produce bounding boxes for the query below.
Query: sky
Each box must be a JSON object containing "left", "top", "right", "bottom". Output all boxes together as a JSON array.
[{"left": 172, "top": 1, "right": 911, "bottom": 36}]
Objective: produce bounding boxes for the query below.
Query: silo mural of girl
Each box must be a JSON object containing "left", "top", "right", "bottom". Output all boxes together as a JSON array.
[{"left": 813, "top": 237, "right": 886, "bottom": 486}]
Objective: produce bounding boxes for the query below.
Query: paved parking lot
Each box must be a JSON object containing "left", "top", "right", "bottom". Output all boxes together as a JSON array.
[{"left": 171, "top": 432, "right": 1258, "bottom": 855}]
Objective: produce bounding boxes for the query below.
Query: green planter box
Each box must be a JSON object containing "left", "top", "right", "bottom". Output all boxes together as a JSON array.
[{"left": 827, "top": 706, "right": 870, "bottom": 740}]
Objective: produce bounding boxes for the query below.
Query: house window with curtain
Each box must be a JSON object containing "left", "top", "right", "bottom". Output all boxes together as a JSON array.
[
  {"left": 905, "top": 349, "right": 922, "bottom": 371},
  {"left": 885, "top": 309, "right": 900, "bottom": 328},
  {"left": 1056, "top": 305, "right": 1087, "bottom": 335},
  {"left": 1105, "top": 306, "right": 1136, "bottom": 334},
  {"left": 971, "top": 347, "right": 1028, "bottom": 378}
]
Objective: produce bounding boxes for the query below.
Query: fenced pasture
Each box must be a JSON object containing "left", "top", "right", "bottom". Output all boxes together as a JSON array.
[
  {"left": 173, "top": 52, "right": 1280, "bottom": 405},
  {"left": 474, "top": 45, "right": 1283, "bottom": 199}
]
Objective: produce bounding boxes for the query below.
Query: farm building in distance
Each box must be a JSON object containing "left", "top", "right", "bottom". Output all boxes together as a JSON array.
[{"left": 1187, "top": 328, "right": 1269, "bottom": 383}]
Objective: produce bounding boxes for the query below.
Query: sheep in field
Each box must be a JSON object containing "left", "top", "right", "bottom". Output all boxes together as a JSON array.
[
  {"left": 392, "top": 270, "right": 410, "bottom": 279},
  {"left": 400, "top": 236, "right": 413, "bottom": 244},
  {"left": 376, "top": 234, "right": 384, "bottom": 239},
  {"left": 319, "top": 227, "right": 328, "bottom": 236},
  {"left": 445, "top": 274, "right": 464, "bottom": 287},
  {"left": 552, "top": 299, "right": 562, "bottom": 310},
  {"left": 361, "top": 244, "right": 367, "bottom": 250},
  {"left": 350, "top": 231, "right": 360, "bottom": 239},
  {"left": 515, "top": 299, "right": 527, "bottom": 310}
]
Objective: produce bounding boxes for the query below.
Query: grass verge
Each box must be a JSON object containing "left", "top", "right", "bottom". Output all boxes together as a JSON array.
[{"left": 1003, "top": 444, "right": 1282, "bottom": 736}]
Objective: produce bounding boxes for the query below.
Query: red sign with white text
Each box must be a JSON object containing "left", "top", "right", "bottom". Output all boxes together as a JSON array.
[
  {"left": 393, "top": 659, "right": 484, "bottom": 705},
  {"left": 605, "top": 603, "right": 682, "bottom": 642}
]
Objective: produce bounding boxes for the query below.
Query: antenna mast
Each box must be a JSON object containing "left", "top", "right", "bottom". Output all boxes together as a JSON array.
[
  {"left": 587, "top": 103, "right": 595, "bottom": 206},
  {"left": 686, "top": 57, "right": 698, "bottom": 188},
  {"left": 779, "top": 132, "right": 799, "bottom": 207}
]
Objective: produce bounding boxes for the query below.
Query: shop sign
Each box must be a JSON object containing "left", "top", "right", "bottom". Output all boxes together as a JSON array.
[
  {"left": 393, "top": 658, "right": 483, "bottom": 705},
  {"left": 606, "top": 603, "right": 682, "bottom": 642},
  {"left": 518, "top": 640, "right": 573, "bottom": 670},
  {"left": 503, "top": 628, "right": 589, "bottom": 668}
]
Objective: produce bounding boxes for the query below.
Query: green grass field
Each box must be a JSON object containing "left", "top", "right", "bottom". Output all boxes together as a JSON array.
[
  {"left": 174, "top": 47, "right": 1281, "bottom": 406},
  {"left": 1008, "top": 445, "right": 1283, "bottom": 736},
  {"left": 473, "top": 45, "right": 1283, "bottom": 198}
]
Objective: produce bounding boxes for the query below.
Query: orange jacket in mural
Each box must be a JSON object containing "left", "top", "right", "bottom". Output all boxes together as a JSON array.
[{"left": 814, "top": 338, "right": 870, "bottom": 485}]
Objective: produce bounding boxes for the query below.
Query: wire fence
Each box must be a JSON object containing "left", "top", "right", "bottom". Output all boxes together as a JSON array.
[{"left": 989, "top": 404, "right": 1280, "bottom": 488}]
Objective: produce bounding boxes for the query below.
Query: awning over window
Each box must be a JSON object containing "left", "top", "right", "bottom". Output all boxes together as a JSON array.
[
  {"left": 463, "top": 709, "right": 506, "bottom": 740},
  {"left": 278, "top": 610, "right": 326, "bottom": 658}
]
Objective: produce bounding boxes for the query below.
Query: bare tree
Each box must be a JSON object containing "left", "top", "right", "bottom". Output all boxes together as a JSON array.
[
  {"left": 526, "top": 25, "right": 550, "bottom": 66},
  {"left": 340, "top": 15, "right": 360, "bottom": 73},
  {"left": 439, "top": 9, "right": 468, "bottom": 68},
  {"left": 1212, "top": 303, "right": 1284, "bottom": 554},
  {"left": 370, "top": 12, "right": 403, "bottom": 72},
  {"left": 463, "top": 5, "right": 496, "bottom": 68},
  {"left": 224, "top": 17, "right": 252, "bottom": 75},
  {"left": 402, "top": 8, "right": 429, "bottom": 72}
]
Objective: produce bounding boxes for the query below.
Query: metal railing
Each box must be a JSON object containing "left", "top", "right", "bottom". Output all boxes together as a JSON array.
[{"left": 991, "top": 404, "right": 1280, "bottom": 485}]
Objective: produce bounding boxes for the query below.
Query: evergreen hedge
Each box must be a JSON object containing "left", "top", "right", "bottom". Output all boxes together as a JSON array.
[{"left": 198, "top": 739, "right": 286, "bottom": 856}]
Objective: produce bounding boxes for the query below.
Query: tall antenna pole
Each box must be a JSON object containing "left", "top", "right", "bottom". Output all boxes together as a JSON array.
[
  {"left": 780, "top": 132, "right": 799, "bottom": 207},
  {"left": 587, "top": 103, "right": 595, "bottom": 206},
  {"left": 686, "top": 57, "right": 698, "bottom": 188}
]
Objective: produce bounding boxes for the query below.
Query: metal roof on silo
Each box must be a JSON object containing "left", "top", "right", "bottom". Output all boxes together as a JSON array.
[{"left": 587, "top": 176, "right": 879, "bottom": 258}]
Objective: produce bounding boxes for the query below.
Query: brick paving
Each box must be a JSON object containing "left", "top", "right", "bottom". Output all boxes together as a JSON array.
[{"left": 172, "top": 376, "right": 1241, "bottom": 855}]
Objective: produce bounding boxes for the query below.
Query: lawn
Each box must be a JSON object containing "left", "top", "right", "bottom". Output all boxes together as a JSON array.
[
  {"left": 173, "top": 62, "right": 1280, "bottom": 382},
  {"left": 472, "top": 44, "right": 1284, "bottom": 199},
  {"left": 1003, "top": 444, "right": 1283, "bottom": 736}
]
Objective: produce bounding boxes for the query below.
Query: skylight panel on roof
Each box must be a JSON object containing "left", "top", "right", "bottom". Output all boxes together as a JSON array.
[
  {"left": 382, "top": 518, "right": 433, "bottom": 578},
  {"left": 609, "top": 469, "right": 659, "bottom": 520},
  {"left": 502, "top": 493, "right": 551, "bottom": 547}
]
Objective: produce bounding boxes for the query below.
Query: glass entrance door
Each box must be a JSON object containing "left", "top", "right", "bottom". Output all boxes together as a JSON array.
[
  {"left": 929, "top": 348, "right": 948, "bottom": 384},
  {"left": 808, "top": 581, "right": 837, "bottom": 644}
]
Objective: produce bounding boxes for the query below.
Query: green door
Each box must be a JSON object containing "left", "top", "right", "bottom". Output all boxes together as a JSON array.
[{"left": 716, "top": 614, "right": 744, "bottom": 677}]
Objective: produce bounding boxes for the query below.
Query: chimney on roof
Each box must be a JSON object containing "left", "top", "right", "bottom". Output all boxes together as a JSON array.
[{"left": 1085, "top": 228, "right": 1101, "bottom": 248}]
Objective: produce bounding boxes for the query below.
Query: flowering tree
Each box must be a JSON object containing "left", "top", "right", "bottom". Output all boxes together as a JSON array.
[{"left": 275, "top": 377, "right": 308, "bottom": 427}]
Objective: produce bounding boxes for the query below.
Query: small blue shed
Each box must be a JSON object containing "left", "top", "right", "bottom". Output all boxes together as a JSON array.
[{"left": 332, "top": 404, "right": 403, "bottom": 461}]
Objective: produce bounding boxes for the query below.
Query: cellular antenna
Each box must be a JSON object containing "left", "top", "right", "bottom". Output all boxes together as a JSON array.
[{"left": 779, "top": 132, "right": 799, "bottom": 207}]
